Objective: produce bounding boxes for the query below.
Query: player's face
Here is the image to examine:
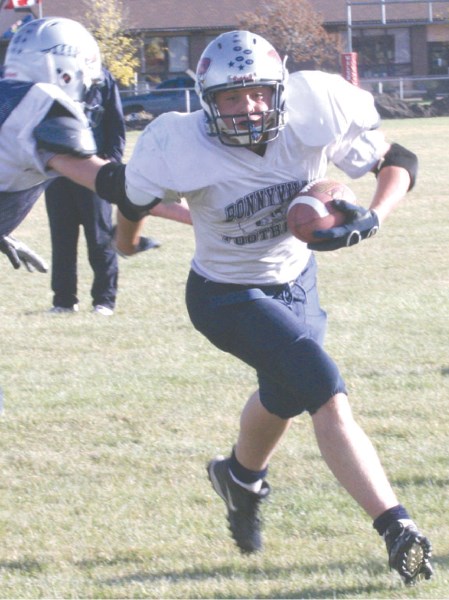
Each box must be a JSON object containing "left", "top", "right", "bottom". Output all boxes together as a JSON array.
[{"left": 215, "top": 86, "right": 273, "bottom": 130}]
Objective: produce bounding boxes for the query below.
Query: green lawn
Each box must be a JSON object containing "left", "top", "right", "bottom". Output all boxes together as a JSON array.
[{"left": 0, "top": 118, "right": 448, "bottom": 598}]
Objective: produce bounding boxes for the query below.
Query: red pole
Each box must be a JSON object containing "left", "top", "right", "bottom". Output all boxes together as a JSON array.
[{"left": 341, "top": 52, "right": 359, "bottom": 86}]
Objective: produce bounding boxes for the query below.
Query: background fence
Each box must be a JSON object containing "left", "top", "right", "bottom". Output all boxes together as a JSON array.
[{"left": 360, "top": 74, "right": 449, "bottom": 100}]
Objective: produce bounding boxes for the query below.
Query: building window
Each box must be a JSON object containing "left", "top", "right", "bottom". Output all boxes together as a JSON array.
[
  {"left": 353, "top": 32, "right": 395, "bottom": 77},
  {"left": 168, "top": 37, "right": 189, "bottom": 72},
  {"left": 144, "top": 37, "right": 166, "bottom": 77},
  {"left": 142, "top": 35, "right": 189, "bottom": 83},
  {"left": 428, "top": 42, "right": 449, "bottom": 74},
  {"left": 352, "top": 28, "right": 411, "bottom": 77}
]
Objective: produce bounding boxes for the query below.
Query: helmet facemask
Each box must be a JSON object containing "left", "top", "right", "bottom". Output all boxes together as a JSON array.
[{"left": 202, "top": 82, "right": 286, "bottom": 147}]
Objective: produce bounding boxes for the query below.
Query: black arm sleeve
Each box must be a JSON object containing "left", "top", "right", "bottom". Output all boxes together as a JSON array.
[
  {"left": 373, "top": 143, "right": 418, "bottom": 191},
  {"left": 95, "top": 162, "right": 161, "bottom": 222}
]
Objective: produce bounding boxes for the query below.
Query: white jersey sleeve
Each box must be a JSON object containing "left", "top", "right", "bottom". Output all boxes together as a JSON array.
[
  {"left": 0, "top": 81, "right": 88, "bottom": 192},
  {"left": 125, "top": 110, "right": 226, "bottom": 205},
  {"left": 287, "top": 71, "right": 385, "bottom": 178}
]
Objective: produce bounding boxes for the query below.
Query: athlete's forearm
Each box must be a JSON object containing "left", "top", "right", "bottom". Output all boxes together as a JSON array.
[
  {"left": 369, "top": 141, "right": 417, "bottom": 223},
  {"left": 49, "top": 155, "right": 192, "bottom": 250},
  {"left": 115, "top": 210, "right": 147, "bottom": 256},
  {"left": 150, "top": 198, "right": 192, "bottom": 225},
  {"left": 369, "top": 164, "right": 412, "bottom": 223},
  {"left": 48, "top": 154, "right": 108, "bottom": 191}
]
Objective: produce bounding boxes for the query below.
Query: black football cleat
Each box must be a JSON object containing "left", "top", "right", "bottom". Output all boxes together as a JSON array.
[
  {"left": 207, "top": 456, "right": 270, "bottom": 554},
  {"left": 384, "top": 519, "right": 433, "bottom": 585}
]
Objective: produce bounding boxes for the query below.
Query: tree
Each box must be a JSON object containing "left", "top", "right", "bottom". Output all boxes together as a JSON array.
[
  {"left": 81, "top": 0, "right": 138, "bottom": 87},
  {"left": 238, "top": 0, "right": 342, "bottom": 72}
]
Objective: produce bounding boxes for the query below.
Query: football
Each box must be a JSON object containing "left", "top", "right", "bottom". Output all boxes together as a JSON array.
[{"left": 287, "top": 179, "right": 356, "bottom": 244}]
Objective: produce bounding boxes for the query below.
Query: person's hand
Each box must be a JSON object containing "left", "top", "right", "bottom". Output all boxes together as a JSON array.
[
  {"left": 111, "top": 226, "right": 160, "bottom": 257},
  {"left": 0, "top": 235, "right": 48, "bottom": 272},
  {"left": 308, "top": 200, "right": 380, "bottom": 251},
  {"left": 134, "top": 236, "right": 161, "bottom": 253}
]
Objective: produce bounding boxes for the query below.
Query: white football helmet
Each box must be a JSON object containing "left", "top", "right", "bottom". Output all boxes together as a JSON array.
[
  {"left": 195, "top": 30, "right": 288, "bottom": 147},
  {"left": 3, "top": 17, "right": 102, "bottom": 103}
]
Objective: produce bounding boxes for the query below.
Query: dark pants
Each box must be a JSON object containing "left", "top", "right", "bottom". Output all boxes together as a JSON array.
[
  {"left": 45, "top": 178, "right": 118, "bottom": 309},
  {"left": 0, "top": 184, "right": 46, "bottom": 237},
  {"left": 186, "top": 255, "right": 346, "bottom": 418}
]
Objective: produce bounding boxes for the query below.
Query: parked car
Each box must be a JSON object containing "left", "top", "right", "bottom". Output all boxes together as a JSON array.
[{"left": 120, "top": 75, "right": 201, "bottom": 117}]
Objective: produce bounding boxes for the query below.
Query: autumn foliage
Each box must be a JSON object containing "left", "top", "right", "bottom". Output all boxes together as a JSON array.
[
  {"left": 81, "top": 0, "right": 138, "bottom": 87},
  {"left": 238, "top": 0, "right": 342, "bottom": 71}
]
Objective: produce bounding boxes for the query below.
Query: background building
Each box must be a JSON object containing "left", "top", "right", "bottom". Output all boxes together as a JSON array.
[{"left": 1, "top": 0, "right": 449, "bottom": 87}]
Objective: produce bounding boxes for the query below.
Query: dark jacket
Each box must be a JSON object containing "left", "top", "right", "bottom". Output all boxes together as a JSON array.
[{"left": 87, "top": 68, "right": 126, "bottom": 163}]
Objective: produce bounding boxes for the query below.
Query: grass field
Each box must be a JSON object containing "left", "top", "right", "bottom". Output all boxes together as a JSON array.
[{"left": 0, "top": 117, "right": 448, "bottom": 599}]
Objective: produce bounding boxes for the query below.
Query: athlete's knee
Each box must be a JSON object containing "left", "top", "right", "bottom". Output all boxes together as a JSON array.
[
  {"left": 311, "top": 393, "right": 362, "bottom": 442},
  {"left": 259, "top": 338, "right": 347, "bottom": 418},
  {"left": 311, "top": 392, "right": 351, "bottom": 422}
]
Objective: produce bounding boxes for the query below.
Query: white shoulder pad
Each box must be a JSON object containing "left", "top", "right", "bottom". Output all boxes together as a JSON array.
[{"left": 286, "top": 71, "right": 380, "bottom": 146}]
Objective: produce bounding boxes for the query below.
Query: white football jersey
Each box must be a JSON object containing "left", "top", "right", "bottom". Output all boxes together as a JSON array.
[
  {"left": 126, "top": 71, "right": 385, "bottom": 285},
  {"left": 0, "top": 81, "right": 88, "bottom": 193}
]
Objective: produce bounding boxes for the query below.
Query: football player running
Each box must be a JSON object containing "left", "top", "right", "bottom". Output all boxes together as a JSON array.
[
  {"left": 117, "top": 31, "right": 433, "bottom": 585},
  {"left": 0, "top": 16, "right": 191, "bottom": 269}
]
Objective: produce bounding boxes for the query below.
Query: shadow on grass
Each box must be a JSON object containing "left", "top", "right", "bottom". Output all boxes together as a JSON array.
[
  {"left": 391, "top": 475, "right": 449, "bottom": 488},
  {"left": 96, "top": 558, "right": 395, "bottom": 598},
  {"left": 0, "top": 558, "right": 43, "bottom": 574},
  {"left": 2, "top": 552, "right": 444, "bottom": 597}
]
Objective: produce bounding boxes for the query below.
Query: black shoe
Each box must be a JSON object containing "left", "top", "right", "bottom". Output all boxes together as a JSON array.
[
  {"left": 384, "top": 519, "right": 433, "bottom": 585},
  {"left": 207, "top": 457, "right": 270, "bottom": 554}
]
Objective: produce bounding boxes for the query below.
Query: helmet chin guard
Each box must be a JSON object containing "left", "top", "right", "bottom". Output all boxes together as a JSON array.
[
  {"left": 3, "top": 17, "right": 103, "bottom": 103},
  {"left": 195, "top": 31, "right": 288, "bottom": 147}
]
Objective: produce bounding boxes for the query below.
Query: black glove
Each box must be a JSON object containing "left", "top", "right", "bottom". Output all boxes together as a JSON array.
[
  {"left": 0, "top": 235, "right": 48, "bottom": 272},
  {"left": 308, "top": 200, "right": 380, "bottom": 252}
]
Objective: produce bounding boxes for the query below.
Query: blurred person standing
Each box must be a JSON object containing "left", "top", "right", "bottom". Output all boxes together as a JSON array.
[{"left": 46, "top": 68, "right": 128, "bottom": 316}]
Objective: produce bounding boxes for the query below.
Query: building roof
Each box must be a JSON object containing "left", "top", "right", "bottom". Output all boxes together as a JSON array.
[
  {"left": 1, "top": 0, "right": 263, "bottom": 32},
  {"left": 2, "top": 0, "right": 449, "bottom": 37}
]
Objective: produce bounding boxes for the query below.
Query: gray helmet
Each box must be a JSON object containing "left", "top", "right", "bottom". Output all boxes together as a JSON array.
[
  {"left": 3, "top": 17, "right": 102, "bottom": 102},
  {"left": 195, "top": 30, "right": 288, "bottom": 147}
]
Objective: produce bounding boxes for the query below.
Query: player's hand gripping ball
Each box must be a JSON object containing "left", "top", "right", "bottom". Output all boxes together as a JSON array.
[{"left": 287, "top": 179, "right": 356, "bottom": 244}]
